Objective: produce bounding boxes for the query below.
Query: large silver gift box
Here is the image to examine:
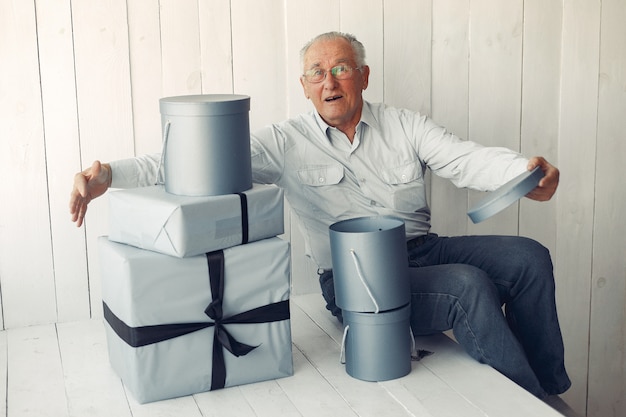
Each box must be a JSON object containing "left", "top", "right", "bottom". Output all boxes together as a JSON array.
[
  {"left": 107, "top": 183, "right": 284, "bottom": 257},
  {"left": 99, "top": 236, "right": 293, "bottom": 404}
]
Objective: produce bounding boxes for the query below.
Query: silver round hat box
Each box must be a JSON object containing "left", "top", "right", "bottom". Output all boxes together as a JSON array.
[
  {"left": 329, "top": 216, "right": 410, "bottom": 313},
  {"left": 159, "top": 94, "right": 252, "bottom": 196},
  {"left": 342, "top": 304, "right": 412, "bottom": 381}
]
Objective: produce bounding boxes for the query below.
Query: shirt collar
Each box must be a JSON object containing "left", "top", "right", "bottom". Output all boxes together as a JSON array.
[
  {"left": 312, "top": 100, "right": 377, "bottom": 140},
  {"left": 359, "top": 101, "right": 378, "bottom": 131}
]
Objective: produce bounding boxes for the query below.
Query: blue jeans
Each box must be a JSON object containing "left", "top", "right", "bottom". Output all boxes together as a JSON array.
[{"left": 319, "top": 234, "right": 571, "bottom": 398}]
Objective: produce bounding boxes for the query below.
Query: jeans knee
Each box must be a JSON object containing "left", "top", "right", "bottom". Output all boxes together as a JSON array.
[
  {"left": 490, "top": 237, "right": 556, "bottom": 302},
  {"left": 446, "top": 264, "right": 498, "bottom": 301},
  {"left": 512, "top": 237, "right": 553, "bottom": 271}
]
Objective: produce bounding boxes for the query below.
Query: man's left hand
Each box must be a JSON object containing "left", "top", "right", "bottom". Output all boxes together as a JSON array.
[{"left": 526, "top": 156, "right": 559, "bottom": 201}]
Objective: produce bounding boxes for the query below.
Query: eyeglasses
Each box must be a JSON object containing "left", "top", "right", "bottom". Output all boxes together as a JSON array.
[{"left": 302, "top": 65, "right": 362, "bottom": 83}]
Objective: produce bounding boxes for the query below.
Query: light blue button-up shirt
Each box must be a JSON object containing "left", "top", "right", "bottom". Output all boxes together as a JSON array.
[{"left": 111, "top": 101, "right": 528, "bottom": 268}]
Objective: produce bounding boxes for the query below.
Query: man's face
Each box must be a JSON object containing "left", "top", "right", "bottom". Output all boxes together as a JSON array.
[{"left": 300, "top": 38, "right": 369, "bottom": 132}]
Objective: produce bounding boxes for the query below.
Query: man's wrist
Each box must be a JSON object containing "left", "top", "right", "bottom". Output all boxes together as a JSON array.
[{"left": 103, "top": 163, "right": 112, "bottom": 188}]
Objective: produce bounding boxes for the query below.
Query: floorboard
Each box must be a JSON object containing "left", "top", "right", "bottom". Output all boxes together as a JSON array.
[
  {"left": 57, "top": 321, "right": 132, "bottom": 417},
  {"left": 7, "top": 325, "right": 67, "bottom": 417},
  {"left": 0, "top": 294, "right": 565, "bottom": 417}
]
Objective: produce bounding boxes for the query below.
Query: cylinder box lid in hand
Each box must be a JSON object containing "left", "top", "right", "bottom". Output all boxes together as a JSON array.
[
  {"left": 467, "top": 166, "right": 544, "bottom": 224},
  {"left": 159, "top": 94, "right": 252, "bottom": 197}
]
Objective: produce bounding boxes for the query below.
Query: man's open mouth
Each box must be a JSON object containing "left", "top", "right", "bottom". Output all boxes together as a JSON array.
[{"left": 325, "top": 95, "right": 342, "bottom": 102}]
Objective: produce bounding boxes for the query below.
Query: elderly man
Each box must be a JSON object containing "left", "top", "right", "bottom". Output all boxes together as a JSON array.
[{"left": 70, "top": 31, "right": 570, "bottom": 399}]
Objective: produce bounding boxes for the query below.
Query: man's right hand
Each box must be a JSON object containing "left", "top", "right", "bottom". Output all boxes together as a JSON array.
[{"left": 69, "top": 160, "right": 111, "bottom": 227}]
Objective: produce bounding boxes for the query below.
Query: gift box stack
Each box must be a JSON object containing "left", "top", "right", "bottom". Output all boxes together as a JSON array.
[{"left": 99, "top": 94, "right": 293, "bottom": 404}]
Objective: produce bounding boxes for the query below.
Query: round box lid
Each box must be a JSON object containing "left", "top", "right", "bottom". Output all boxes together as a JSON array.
[
  {"left": 159, "top": 94, "right": 250, "bottom": 116},
  {"left": 467, "top": 166, "right": 544, "bottom": 223}
]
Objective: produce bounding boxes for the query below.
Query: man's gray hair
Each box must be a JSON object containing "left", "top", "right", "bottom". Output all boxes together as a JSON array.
[{"left": 299, "top": 31, "right": 367, "bottom": 70}]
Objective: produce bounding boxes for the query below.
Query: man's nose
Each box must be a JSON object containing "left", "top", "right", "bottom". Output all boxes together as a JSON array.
[{"left": 322, "top": 71, "right": 339, "bottom": 88}]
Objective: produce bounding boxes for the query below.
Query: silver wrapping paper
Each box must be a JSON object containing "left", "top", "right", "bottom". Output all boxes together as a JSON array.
[
  {"left": 108, "top": 184, "right": 284, "bottom": 258},
  {"left": 99, "top": 236, "right": 293, "bottom": 403}
]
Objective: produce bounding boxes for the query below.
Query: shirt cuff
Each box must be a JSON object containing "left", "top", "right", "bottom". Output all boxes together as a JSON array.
[{"left": 110, "top": 153, "right": 161, "bottom": 189}]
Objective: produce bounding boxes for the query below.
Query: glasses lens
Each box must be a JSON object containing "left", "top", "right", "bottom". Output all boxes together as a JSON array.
[
  {"left": 304, "top": 65, "right": 358, "bottom": 83},
  {"left": 305, "top": 68, "right": 324, "bottom": 83},
  {"left": 331, "top": 65, "right": 352, "bottom": 79}
]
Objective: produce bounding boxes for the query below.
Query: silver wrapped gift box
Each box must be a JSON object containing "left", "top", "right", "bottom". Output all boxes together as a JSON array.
[
  {"left": 99, "top": 236, "right": 293, "bottom": 404},
  {"left": 108, "top": 183, "right": 284, "bottom": 257}
]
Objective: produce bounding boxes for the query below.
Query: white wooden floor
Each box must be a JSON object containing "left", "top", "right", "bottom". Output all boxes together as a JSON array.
[{"left": 0, "top": 294, "right": 567, "bottom": 417}]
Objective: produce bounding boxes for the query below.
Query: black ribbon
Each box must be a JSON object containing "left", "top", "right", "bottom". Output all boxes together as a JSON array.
[
  {"left": 236, "top": 192, "right": 249, "bottom": 244},
  {"left": 103, "top": 249, "right": 289, "bottom": 390}
]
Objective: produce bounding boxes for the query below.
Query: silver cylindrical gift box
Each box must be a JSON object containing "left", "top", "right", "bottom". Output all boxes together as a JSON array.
[
  {"left": 159, "top": 94, "right": 252, "bottom": 196},
  {"left": 329, "top": 216, "right": 410, "bottom": 313},
  {"left": 343, "top": 304, "right": 412, "bottom": 381}
]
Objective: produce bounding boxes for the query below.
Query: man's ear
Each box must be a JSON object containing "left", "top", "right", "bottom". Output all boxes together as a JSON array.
[
  {"left": 361, "top": 65, "right": 370, "bottom": 90},
  {"left": 300, "top": 77, "right": 309, "bottom": 99}
]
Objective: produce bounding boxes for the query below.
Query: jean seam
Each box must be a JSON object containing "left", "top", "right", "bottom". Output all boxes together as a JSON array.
[
  {"left": 453, "top": 296, "right": 490, "bottom": 364},
  {"left": 413, "top": 293, "right": 490, "bottom": 364}
]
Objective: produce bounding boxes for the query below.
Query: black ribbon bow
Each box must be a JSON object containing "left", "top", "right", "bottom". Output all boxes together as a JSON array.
[{"left": 103, "top": 248, "right": 289, "bottom": 390}]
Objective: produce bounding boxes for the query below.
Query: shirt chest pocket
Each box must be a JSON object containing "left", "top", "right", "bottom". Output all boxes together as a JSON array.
[
  {"left": 380, "top": 160, "right": 422, "bottom": 184},
  {"left": 297, "top": 165, "right": 344, "bottom": 186},
  {"left": 296, "top": 165, "right": 355, "bottom": 220},
  {"left": 380, "top": 161, "right": 427, "bottom": 212}
]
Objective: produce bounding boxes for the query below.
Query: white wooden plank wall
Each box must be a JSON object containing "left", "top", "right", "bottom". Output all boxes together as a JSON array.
[
  {"left": 429, "top": 0, "right": 470, "bottom": 236},
  {"left": 588, "top": 0, "right": 626, "bottom": 415},
  {"left": 518, "top": 0, "right": 560, "bottom": 250},
  {"left": 1, "top": 1, "right": 624, "bottom": 416},
  {"left": 557, "top": 2, "right": 601, "bottom": 415}
]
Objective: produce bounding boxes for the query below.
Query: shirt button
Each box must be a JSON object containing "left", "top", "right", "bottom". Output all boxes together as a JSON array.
[
  {"left": 401, "top": 174, "right": 407, "bottom": 181},
  {"left": 318, "top": 177, "right": 325, "bottom": 183}
]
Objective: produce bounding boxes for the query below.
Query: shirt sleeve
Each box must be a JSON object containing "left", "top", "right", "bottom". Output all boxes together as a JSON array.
[
  {"left": 250, "top": 125, "right": 287, "bottom": 185},
  {"left": 410, "top": 112, "right": 529, "bottom": 191},
  {"left": 109, "top": 153, "right": 161, "bottom": 188}
]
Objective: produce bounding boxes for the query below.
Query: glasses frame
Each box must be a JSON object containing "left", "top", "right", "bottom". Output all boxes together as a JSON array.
[{"left": 302, "top": 65, "right": 362, "bottom": 84}]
